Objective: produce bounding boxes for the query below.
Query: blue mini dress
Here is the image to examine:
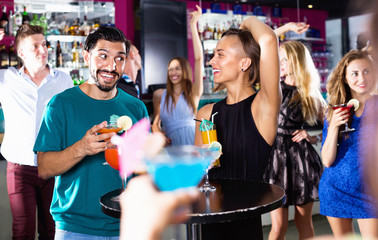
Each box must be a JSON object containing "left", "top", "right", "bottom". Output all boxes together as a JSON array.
[{"left": 319, "top": 114, "right": 377, "bottom": 218}]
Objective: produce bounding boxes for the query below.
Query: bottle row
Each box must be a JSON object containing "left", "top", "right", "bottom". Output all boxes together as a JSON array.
[
  {"left": 0, "top": 44, "right": 20, "bottom": 69},
  {"left": 208, "top": 2, "right": 282, "bottom": 17},
  {"left": 0, "top": 5, "right": 114, "bottom": 37},
  {"left": 51, "top": 40, "right": 85, "bottom": 69}
]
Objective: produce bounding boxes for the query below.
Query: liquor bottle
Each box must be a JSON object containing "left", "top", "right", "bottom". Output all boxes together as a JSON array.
[
  {"left": 47, "top": 41, "right": 55, "bottom": 67},
  {"left": 48, "top": 15, "right": 59, "bottom": 35},
  {"left": 13, "top": 7, "right": 22, "bottom": 36},
  {"left": 8, "top": 10, "right": 13, "bottom": 36},
  {"left": 79, "top": 42, "right": 84, "bottom": 67},
  {"left": 56, "top": 40, "right": 63, "bottom": 68},
  {"left": 217, "top": 25, "right": 222, "bottom": 40},
  {"left": 92, "top": 19, "right": 100, "bottom": 31},
  {"left": 72, "top": 41, "right": 79, "bottom": 68},
  {"left": 253, "top": 3, "right": 264, "bottom": 16},
  {"left": 213, "top": 25, "right": 217, "bottom": 40},
  {"left": 22, "top": 6, "right": 30, "bottom": 24},
  {"left": 80, "top": 15, "right": 91, "bottom": 36},
  {"left": 30, "top": 14, "right": 39, "bottom": 26},
  {"left": 9, "top": 44, "right": 18, "bottom": 68},
  {"left": 69, "top": 18, "right": 80, "bottom": 36},
  {"left": 0, "top": 45, "right": 9, "bottom": 69},
  {"left": 272, "top": 4, "right": 282, "bottom": 18},
  {"left": 39, "top": 14, "right": 48, "bottom": 35},
  {"left": 0, "top": 6, "right": 8, "bottom": 35},
  {"left": 58, "top": 16, "right": 67, "bottom": 35}
]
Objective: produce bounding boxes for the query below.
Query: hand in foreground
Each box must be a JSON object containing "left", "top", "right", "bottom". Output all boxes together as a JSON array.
[{"left": 120, "top": 175, "right": 199, "bottom": 240}]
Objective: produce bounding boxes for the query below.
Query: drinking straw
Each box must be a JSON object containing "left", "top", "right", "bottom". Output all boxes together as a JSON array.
[{"left": 211, "top": 112, "right": 218, "bottom": 123}]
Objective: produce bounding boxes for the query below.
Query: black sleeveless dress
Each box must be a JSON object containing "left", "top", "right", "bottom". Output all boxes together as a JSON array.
[
  {"left": 264, "top": 81, "right": 323, "bottom": 206},
  {"left": 209, "top": 93, "right": 272, "bottom": 181},
  {"left": 202, "top": 94, "right": 273, "bottom": 240}
]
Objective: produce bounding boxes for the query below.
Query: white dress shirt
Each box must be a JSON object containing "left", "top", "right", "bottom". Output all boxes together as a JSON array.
[{"left": 0, "top": 66, "right": 73, "bottom": 166}]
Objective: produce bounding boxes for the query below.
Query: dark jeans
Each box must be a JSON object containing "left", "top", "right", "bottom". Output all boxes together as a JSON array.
[{"left": 7, "top": 162, "right": 55, "bottom": 240}]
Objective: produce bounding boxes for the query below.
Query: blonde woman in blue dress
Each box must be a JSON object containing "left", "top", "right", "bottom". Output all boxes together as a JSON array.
[{"left": 152, "top": 5, "right": 203, "bottom": 145}]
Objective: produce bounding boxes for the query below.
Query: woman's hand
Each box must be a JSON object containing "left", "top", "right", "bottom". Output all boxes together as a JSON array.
[
  {"left": 190, "top": 5, "right": 202, "bottom": 26},
  {"left": 329, "top": 108, "right": 350, "bottom": 130},
  {"left": 292, "top": 129, "right": 313, "bottom": 143},
  {"left": 285, "top": 22, "right": 309, "bottom": 34},
  {"left": 151, "top": 118, "right": 162, "bottom": 133}
]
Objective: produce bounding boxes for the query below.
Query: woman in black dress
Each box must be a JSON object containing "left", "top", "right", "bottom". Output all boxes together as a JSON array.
[
  {"left": 194, "top": 16, "right": 280, "bottom": 239},
  {"left": 264, "top": 41, "right": 326, "bottom": 240}
]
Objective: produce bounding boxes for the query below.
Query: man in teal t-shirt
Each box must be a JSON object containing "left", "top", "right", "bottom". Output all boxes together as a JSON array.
[{"left": 34, "top": 26, "right": 148, "bottom": 239}]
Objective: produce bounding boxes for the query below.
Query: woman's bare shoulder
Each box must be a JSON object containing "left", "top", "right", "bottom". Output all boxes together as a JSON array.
[
  {"left": 196, "top": 103, "right": 215, "bottom": 120},
  {"left": 153, "top": 89, "right": 165, "bottom": 100}
]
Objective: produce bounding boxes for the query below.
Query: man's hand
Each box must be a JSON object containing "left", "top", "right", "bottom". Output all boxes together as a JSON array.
[{"left": 76, "top": 121, "right": 117, "bottom": 158}]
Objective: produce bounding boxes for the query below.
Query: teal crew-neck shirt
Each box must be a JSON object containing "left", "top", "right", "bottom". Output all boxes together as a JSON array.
[{"left": 34, "top": 86, "right": 148, "bottom": 236}]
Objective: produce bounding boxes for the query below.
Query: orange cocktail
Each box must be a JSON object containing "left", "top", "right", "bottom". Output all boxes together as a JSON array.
[
  {"left": 97, "top": 126, "right": 123, "bottom": 141},
  {"left": 201, "top": 129, "right": 217, "bottom": 144},
  {"left": 201, "top": 127, "right": 220, "bottom": 167}
]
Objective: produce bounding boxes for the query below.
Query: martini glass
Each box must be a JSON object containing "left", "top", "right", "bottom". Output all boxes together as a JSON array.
[
  {"left": 144, "top": 145, "right": 218, "bottom": 192},
  {"left": 104, "top": 147, "right": 126, "bottom": 202},
  {"left": 332, "top": 104, "right": 355, "bottom": 133}
]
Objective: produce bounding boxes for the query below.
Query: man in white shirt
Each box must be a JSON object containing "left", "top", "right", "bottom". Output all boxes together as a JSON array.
[
  {"left": 0, "top": 25, "right": 73, "bottom": 239},
  {"left": 117, "top": 43, "right": 141, "bottom": 99}
]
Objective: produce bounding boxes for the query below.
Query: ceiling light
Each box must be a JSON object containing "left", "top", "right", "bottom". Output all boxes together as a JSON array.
[{"left": 308, "top": 5, "right": 313, "bottom": 8}]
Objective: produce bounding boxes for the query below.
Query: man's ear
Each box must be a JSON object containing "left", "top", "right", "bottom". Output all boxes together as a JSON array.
[
  {"left": 82, "top": 50, "right": 90, "bottom": 66},
  {"left": 129, "top": 50, "right": 135, "bottom": 60},
  {"left": 17, "top": 49, "right": 24, "bottom": 61}
]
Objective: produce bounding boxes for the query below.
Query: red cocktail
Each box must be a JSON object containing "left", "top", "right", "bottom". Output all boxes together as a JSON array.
[
  {"left": 105, "top": 147, "right": 119, "bottom": 170},
  {"left": 332, "top": 103, "right": 355, "bottom": 132}
]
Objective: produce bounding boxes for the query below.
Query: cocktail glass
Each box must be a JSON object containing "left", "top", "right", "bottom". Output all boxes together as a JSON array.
[
  {"left": 99, "top": 124, "right": 123, "bottom": 202},
  {"left": 97, "top": 124, "right": 123, "bottom": 142},
  {"left": 144, "top": 145, "right": 219, "bottom": 192},
  {"left": 104, "top": 147, "right": 127, "bottom": 202},
  {"left": 332, "top": 104, "right": 355, "bottom": 133},
  {"left": 199, "top": 124, "right": 220, "bottom": 192}
]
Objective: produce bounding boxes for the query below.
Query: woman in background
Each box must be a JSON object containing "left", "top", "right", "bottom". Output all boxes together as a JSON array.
[
  {"left": 152, "top": 5, "right": 203, "bottom": 145},
  {"left": 319, "top": 49, "right": 378, "bottom": 238},
  {"left": 264, "top": 40, "right": 326, "bottom": 240}
]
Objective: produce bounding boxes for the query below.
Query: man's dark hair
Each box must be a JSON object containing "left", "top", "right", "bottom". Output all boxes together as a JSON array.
[
  {"left": 84, "top": 26, "right": 130, "bottom": 57},
  {"left": 15, "top": 24, "right": 44, "bottom": 50}
]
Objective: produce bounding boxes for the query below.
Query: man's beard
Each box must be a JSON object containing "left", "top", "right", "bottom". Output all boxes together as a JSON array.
[{"left": 92, "top": 70, "right": 120, "bottom": 92}]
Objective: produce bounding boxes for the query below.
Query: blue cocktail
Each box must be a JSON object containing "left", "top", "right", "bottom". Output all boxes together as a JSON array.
[{"left": 144, "top": 145, "right": 218, "bottom": 191}]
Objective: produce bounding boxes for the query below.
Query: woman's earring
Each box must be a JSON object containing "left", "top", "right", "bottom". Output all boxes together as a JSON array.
[{"left": 241, "top": 68, "right": 244, "bottom": 72}]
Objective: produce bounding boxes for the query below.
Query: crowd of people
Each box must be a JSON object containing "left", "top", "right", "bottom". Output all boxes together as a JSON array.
[{"left": 0, "top": 3, "right": 377, "bottom": 240}]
